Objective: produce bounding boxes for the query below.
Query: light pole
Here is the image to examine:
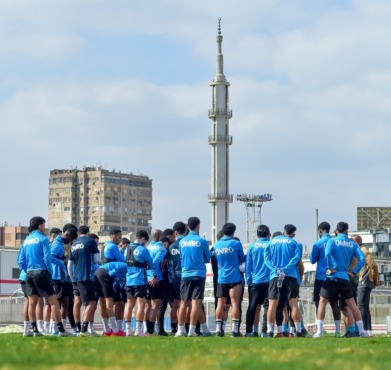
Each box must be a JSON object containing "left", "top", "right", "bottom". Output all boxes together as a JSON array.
[{"left": 236, "top": 194, "right": 273, "bottom": 243}]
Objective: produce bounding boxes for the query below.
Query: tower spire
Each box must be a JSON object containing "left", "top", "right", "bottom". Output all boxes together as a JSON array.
[{"left": 215, "top": 17, "right": 225, "bottom": 82}]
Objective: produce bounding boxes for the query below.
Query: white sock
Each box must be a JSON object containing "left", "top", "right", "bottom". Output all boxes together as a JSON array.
[
  {"left": 294, "top": 322, "right": 302, "bottom": 333},
  {"left": 125, "top": 321, "right": 132, "bottom": 330},
  {"left": 178, "top": 325, "right": 186, "bottom": 334},
  {"left": 88, "top": 322, "right": 94, "bottom": 333},
  {"left": 44, "top": 321, "right": 50, "bottom": 332},
  {"left": 102, "top": 318, "right": 110, "bottom": 332},
  {"left": 37, "top": 320, "right": 44, "bottom": 332},
  {"left": 316, "top": 320, "right": 324, "bottom": 333},
  {"left": 216, "top": 320, "right": 222, "bottom": 332},
  {"left": 50, "top": 320, "right": 56, "bottom": 333},
  {"left": 109, "top": 317, "right": 118, "bottom": 332},
  {"left": 335, "top": 320, "right": 341, "bottom": 333},
  {"left": 154, "top": 322, "right": 159, "bottom": 333},
  {"left": 116, "top": 320, "right": 123, "bottom": 331},
  {"left": 289, "top": 326, "right": 295, "bottom": 334},
  {"left": 200, "top": 322, "right": 209, "bottom": 333},
  {"left": 356, "top": 320, "right": 365, "bottom": 334},
  {"left": 24, "top": 321, "right": 30, "bottom": 334},
  {"left": 189, "top": 325, "right": 196, "bottom": 334},
  {"left": 136, "top": 321, "right": 143, "bottom": 332},
  {"left": 277, "top": 325, "right": 282, "bottom": 333},
  {"left": 61, "top": 319, "right": 67, "bottom": 329},
  {"left": 143, "top": 321, "right": 148, "bottom": 333},
  {"left": 267, "top": 322, "right": 274, "bottom": 333},
  {"left": 222, "top": 320, "right": 227, "bottom": 331}
]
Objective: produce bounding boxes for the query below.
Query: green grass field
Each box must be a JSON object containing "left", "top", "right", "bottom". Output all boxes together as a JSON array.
[{"left": 0, "top": 334, "right": 390, "bottom": 370}]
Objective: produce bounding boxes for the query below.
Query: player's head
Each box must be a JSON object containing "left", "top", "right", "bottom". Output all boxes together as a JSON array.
[
  {"left": 30, "top": 216, "right": 46, "bottom": 231},
  {"left": 163, "top": 228, "right": 175, "bottom": 244},
  {"left": 62, "top": 227, "right": 78, "bottom": 244},
  {"left": 272, "top": 231, "right": 282, "bottom": 238},
  {"left": 216, "top": 230, "right": 224, "bottom": 241},
  {"left": 173, "top": 221, "right": 186, "bottom": 236},
  {"left": 336, "top": 222, "right": 349, "bottom": 235},
  {"left": 136, "top": 230, "right": 149, "bottom": 244},
  {"left": 160, "top": 236, "right": 170, "bottom": 248},
  {"left": 351, "top": 234, "right": 362, "bottom": 245},
  {"left": 318, "top": 222, "right": 330, "bottom": 237},
  {"left": 187, "top": 217, "right": 200, "bottom": 232},
  {"left": 257, "top": 224, "right": 270, "bottom": 238},
  {"left": 109, "top": 228, "right": 122, "bottom": 244},
  {"left": 78, "top": 225, "right": 90, "bottom": 235},
  {"left": 284, "top": 224, "right": 296, "bottom": 237},
  {"left": 222, "top": 223, "right": 236, "bottom": 237}
]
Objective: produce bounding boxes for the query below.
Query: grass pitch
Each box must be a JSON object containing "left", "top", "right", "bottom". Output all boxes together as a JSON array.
[{"left": 0, "top": 334, "right": 389, "bottom": 370}]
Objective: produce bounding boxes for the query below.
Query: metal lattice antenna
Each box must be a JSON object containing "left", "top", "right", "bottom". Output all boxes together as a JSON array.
[{"left": 218, "top": 17, "right": 221, "bottom": 35}]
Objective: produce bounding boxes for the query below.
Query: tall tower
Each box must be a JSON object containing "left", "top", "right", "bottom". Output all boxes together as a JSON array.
[{"left": 208, "top": 18, "right": 233, "bottom": 244}]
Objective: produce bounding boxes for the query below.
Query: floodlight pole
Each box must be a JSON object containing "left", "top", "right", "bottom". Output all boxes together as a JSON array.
[{"left": 236, "top": 194, "right": 273, "bottom": 243}]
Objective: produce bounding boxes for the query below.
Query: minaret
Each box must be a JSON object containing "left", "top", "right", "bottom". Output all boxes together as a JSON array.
[{"left": 208, "top": 18, "right": 233, "bottom": 244}]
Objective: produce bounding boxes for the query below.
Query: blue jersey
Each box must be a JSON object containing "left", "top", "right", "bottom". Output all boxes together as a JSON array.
[
  {"left": 102, "top": 241, "right": 124, "bottom": 263},
  {"left": 245, "top": 237, "right": 270, "bottom": 285},
  {"left": 310, "top": 233, "right": 331, "bottom": 280},
  {"left": 69, "top": 236, "right": 99, "bottom": 282},
  {"left": 17, "top": 230, "right": 51, "bottom": 272},
  {"left": 146, "top": 241, "right": 166, "bottom": 282},
  {"left": 126, "top": 243, "right": 156, "bottom": 286},
  {"left": 180, "top": 231, "right": 210, "bottom": 279},
  {"left": 213, "top": 236, "right": 244, "bottom": 284},
  {"left": 17, "top": 246, "right": 27, "bottom": 281},
  {"left": 296, "top": 243, "right": 303, "bottom": 284},
  {"left": 168, "top": 236, "right": 183, "bottom": 288},
  {"left": 50, "top": 235, "right": 67, "bottom": 281},
  {"left": 99, "top": 262, "right": 128, "bottom": 279},
  {"left": 264, "top": 235, "right": 302, "bottom": 280},
  {"left": 325, "top": 234, "right": 365, "bottom": 281}
]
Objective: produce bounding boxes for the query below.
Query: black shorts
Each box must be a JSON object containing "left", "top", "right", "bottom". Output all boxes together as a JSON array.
[
  {"left": 53, "top": 280, "right": 66, "bottom": 299},
  {"left": 166, "top": 283, "right": 181, "bottom": 301},
  {"left": 268, "top": 276, "right": 299, "bottom": 301},
  {"left": 94, "top": 269, "right": 114, "bottom": 298},
  {"left": 77, "top": 281, "right": 96, "bottom": 304},
  {"left": 20, "top": 281, "right": 28, "bottom": 298},
  {"left": 126, "top": 285, "right": 148, "bottom": 299},
  {"left": 180, "top": 278, "right": 205, "bottom": 301},
  {"left": 72, "top": 282, "right": 80, "bottom": 297},
  {"left": 320, "top": 278, "right": 353, "bottom": 302},
  {"left": 248, "top": 282, "right": 269, "bottom": 306},
  {"left": 313, "top": 279, "right": 323, "bottom": 302},
  {"left": 62, "top": 282, "right": 74, "bottom": 298},
  {"left": 26, "top": 270, "right": 54, "bottom": 298},
  {"left": 216, "top": 281, "right": 241, "bottom": 299},
  {"left": 146, "top": 281, "right": 164, "bottom": 300}
]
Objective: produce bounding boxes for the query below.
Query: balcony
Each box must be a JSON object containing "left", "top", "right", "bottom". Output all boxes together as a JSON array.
[
  {"left": 208, "top": 193, "right": 233, "bottom": 203},
  {"left": 208, "top": 108, "right": 233, "bottom": 119},
  {"left": 208, "top": 135, "right": 233, "bottom": 145}
]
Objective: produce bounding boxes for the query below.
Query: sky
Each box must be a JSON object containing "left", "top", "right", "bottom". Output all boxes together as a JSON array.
[{"left": 1, "top": 0, "right": 391, "bottom": 250}]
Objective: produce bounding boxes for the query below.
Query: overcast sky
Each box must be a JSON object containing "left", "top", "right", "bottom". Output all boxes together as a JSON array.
[{"left": 1, "top": 0, "right": 390, "bottom": 250}]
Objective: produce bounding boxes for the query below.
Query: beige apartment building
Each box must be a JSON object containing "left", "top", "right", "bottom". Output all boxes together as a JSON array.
[
  {"left": 48, "top": 167, "right": 152, "bottom": 236},
  {"left": 0, "top": 225, "right": 30, "bottom": 248}
]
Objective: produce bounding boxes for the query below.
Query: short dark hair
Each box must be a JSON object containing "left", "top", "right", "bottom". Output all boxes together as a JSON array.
[
  {"left": 257, "top": 225, "right": 270, "bottom": 238},
  {"left": 49, "top": 227, "right": 62, "bottom": 236},
  {"left": 109, "top": 228, "right": 122, "bottom": 236},
  {"left": 284, "top": 224, "right": 296, "bottom": 235},
  {"left": 30, "top": 216, "right": 45, "bottom": 231},
  {"left": 66, "top": 228, "right": 78, "bottom": 239},
  {"left": 27, "top": 226, "right": 33, "bottom": 234},
  {"left": 163, "top": 228, "right": 174, "bottom": 237},
  {"left": 89, "top": 233, "right": 99, "bottom": 240},
  {"left": 187, "top": 217, "right": 200, "bottom": 231},
  {"left": 336, "top": 222, "right": 349, "bottom": 234},
  {"left": 121, "top": 238, "right": 130, "bottom": 245},
  {"left": 216, "top": 230, "right": 224, "bottom": 241},
  {"left": 78, "top": 225, "right": 89, "bottom": 235},
  {"left": 160, "top": 236, "right": 170, "bottom": 244},
  {"left": 272, "top": 231, "right": 282, "bottom": 238},
  {"left": 318, "top": 222, "right": 330, "bottom": 232},
  {"left": 173, "top": 222, "right": 186, "bottom": 234},
  {"left": 136, "top": 230, "right": 149, "bottom": 241},
  {"left": 222, "top": 223, "right": 236, "bottom": 236},
  {"left": 63, "top": 223, "right": 78, "bottom": 233}
]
